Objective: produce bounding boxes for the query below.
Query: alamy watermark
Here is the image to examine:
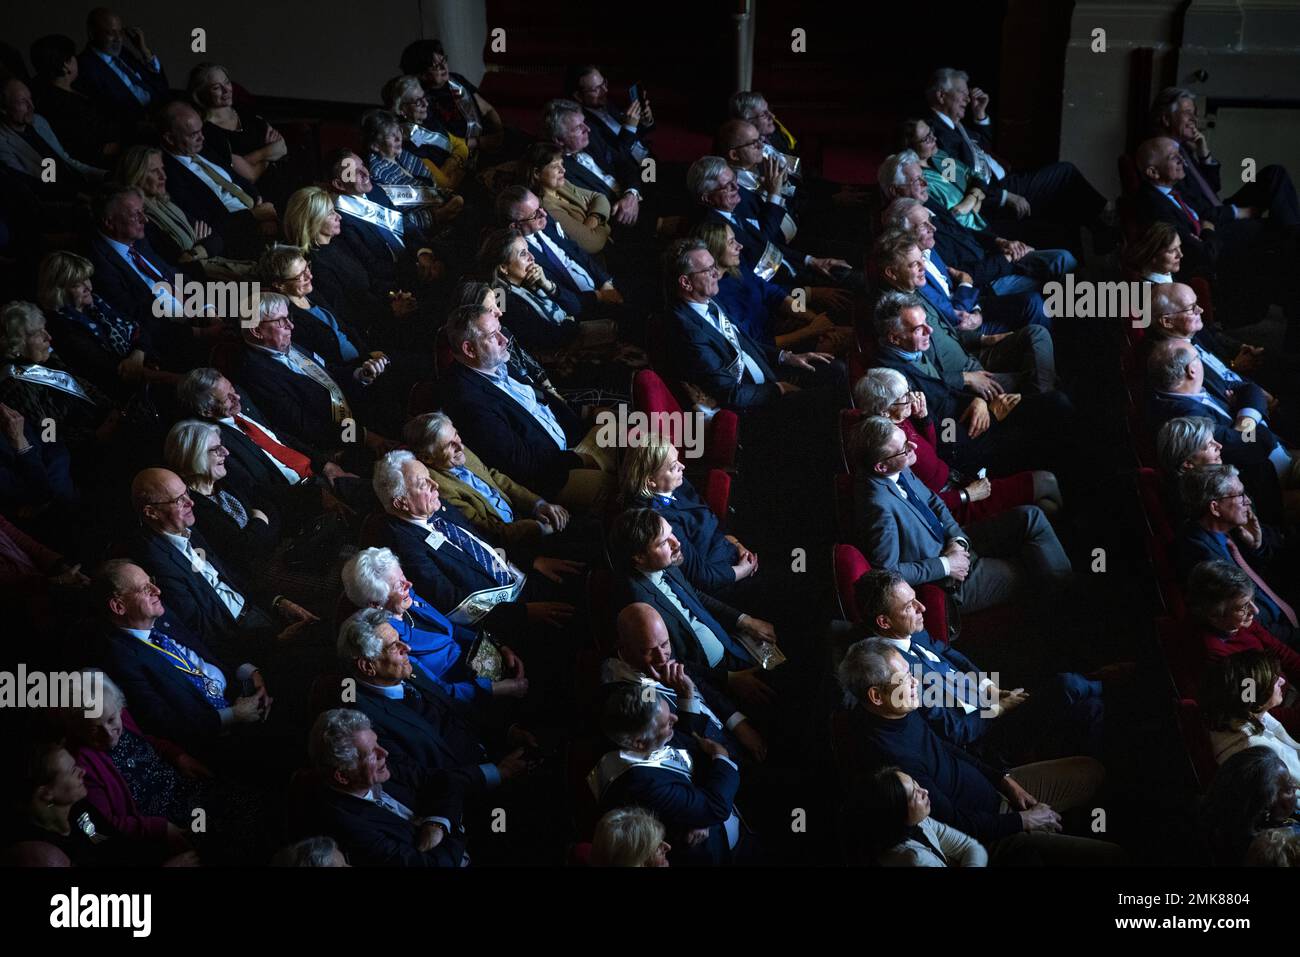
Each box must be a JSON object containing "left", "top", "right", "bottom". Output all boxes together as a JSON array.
[
  {"left": 594, "top": 405, "right": 706, "bottom": 459},
  {"left": 1043, "top": 275, "right": 1150, "bottom": 327},
  {"left": 0, "top": 666, "right": 104, "bottom": 717},
  {"left": 152, "top": 276, "right": 262, "bottom": 324}
]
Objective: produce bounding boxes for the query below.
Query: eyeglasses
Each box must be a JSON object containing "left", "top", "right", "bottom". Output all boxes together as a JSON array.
[
  {"left": 261, "top": 315, "right": 292, "bottom": 328},
  {"left": 145, "top": 490, "right": 190, "bottom": 508},
  {"left": 714, "top": 180, "right": 740, "bottom": 193},
  {"left": 206, "top": 444, "right": 229, "bottom": 457},
  {"left": 915, "top": 130, "right": 937, "bottom": 145},
  {"left": 512, "top": 209, "right": 546, "bottom": 226},
  {"left": 736, "top": 138, "right": 762, "bottom": 151},
  {"left": 579, "top": 78, "right": 608, "bottom": 94},
  {"left": 282, "top": 265, "right": 311, "bottom": 284},
  {"left": 688, "top": 264, "right": 720, "bottom": 277},
  {"left": 877, "top": 442, "right": 915, "bottom": 465},
  {"left": 402, "top": 96, "right": 429, "bottom": 107},
  {"left": 1216, "top": 490, "right": 1250, "bottom": 505}
]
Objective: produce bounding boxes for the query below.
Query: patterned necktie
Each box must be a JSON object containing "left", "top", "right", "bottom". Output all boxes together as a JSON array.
[
  {"left": 1180, "top": 146, "right": 1222, "bottom": 208},
  {"left": 128, "top": 245, "right": 167, "bottom": 284},
  {"left": 233, "top": 414, "right": 312, "bottom": 479},
  {"left": 286, "top": 348, "right": 351, "bottom": 424},
  {"left": 187, "top": 153, "right": 256, "bottom": 209},
  {"left": 706, "top": 301, "right": 765, "bottom": 384},
  {"left": 147, "top": 627, "right": 228, "bottom": 707},
  {"left": 1224, "top": 538, "right": 1299, "bottom": 628},
  {"left": 430, "top": 515, "right": 513, "bottom": 586}
]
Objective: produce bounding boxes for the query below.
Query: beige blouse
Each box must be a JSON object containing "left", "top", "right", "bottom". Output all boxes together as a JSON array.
[{"left": 540, "top": 182, "right": 611, "bottom": 254}]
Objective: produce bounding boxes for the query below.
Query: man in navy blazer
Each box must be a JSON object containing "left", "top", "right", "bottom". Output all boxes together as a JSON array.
[
  {"left": 1173, "top": 464, "right": 1297, "bottom": 646},
  {"left": 438, "top": 302, "right": 616, "bottom": 510},
  {"left": 91, "top": 559, "right": 274, "bottom": 756},
  {"left": 544, "top": 98, "right": 644, "bottom": 224},
  {"left": 74, "top": 9, "right": 169, "bottom": 130},
  {"left": 592, "top": 683, "right": 745, "bottom": 866}
]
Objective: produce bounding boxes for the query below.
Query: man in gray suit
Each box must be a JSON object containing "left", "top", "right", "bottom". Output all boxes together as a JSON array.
[{"left": 852, "top": 415, "right": 1073, "bottom": 615}]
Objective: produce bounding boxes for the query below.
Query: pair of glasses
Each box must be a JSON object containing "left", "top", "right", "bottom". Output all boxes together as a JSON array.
[
  {"left": 146, "top": 490, "right": 190, "bottom": 507},
  {"left": 688, "top": 265, "right": 720, "bottom": 277},
  {"left": 512, "top": 209, "right": 546, "bottom": 226},
  {"left": 877, "top": 443, "right": 915, "bottom": 465},
  {"left": 116, "top": 575, "right": 157, "bottom": 596},
  {"left": 206, "top": 444, "right": 229, "bottom": 457},
  {"left": 1216, "top": 491, "right": 1250, "bottom": 504}
]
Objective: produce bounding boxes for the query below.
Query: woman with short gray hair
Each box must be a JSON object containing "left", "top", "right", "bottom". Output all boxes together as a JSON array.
[{"left": 851, "top": 370, "right": 1062, "bottom": 523}]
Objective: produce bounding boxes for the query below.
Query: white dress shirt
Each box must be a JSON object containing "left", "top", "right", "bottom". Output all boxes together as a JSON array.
[{"left": 160, "top": 529, "right": 246, "bottom": 619}]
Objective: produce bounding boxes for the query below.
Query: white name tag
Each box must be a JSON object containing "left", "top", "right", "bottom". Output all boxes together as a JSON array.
[{"left": 425, "top": 530, "right": 447, "bottom": 550}]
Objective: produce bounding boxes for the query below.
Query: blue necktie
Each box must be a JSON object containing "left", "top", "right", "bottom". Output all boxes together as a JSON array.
[
  {"left": 897, "top": 470, "right": 946, "bottom": 542},
  {"left": 431, "top": 515, "right": 513, "bottom": 586},
  {"left": 149, "top": 627, "right": 228, "bottom": 708}
]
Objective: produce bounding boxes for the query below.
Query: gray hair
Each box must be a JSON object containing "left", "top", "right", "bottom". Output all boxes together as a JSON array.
[
  {"left": 1186, "top": 560, "right": 1255, "bottom": 623},
  {"left": 728, "top": 90, "right": 767, "bottom": 120},
  {"left": 176, "top": 367, "right": 227, "bottom": 418},
  {"left": 383, "top": 75, "right": 424, "bottom": 111},
  {"left": 663, "top": 238, "right": 709, "bottom": 289},
  {"left": 850, "top": 415, "right": 902, "bottom": 471},
  {"left": 837, "top": 637, "right": 900, "bottom": 702},
  {"left": 0, "top": 301, "right": 44, "bottom": 358},
  {"left": 164, "top": 419, "right": 222, "bottom": 483},
  {"left": 1155, "top": 416, "right": 1216, "bottom": 476},
  {"left": 877, "top": 151, "right": 920, "bottom": 197},
  {"left": 926, "top": 67, "right": 969, "bottom": 102},
  {"left": 338, "top": 606, "right": 391, "bottom": 664},
  {"left": 272, "top": 836, "right": 342, "bottom": 867},
  {"left": 854, "top": 368, "right": 910, "bottom": 417},
  {"left": 1151, "top": 86, "right": 1196, "bottom": 123},
  {"left": 401, "top": 412, "right": 453, "bottom": 456},
  {"left": 1151, "top": 283, "right": 1182, "bottom": 322},
  {"left": 542, "top": 98, "right": 584, "bottom": 141},
  {"left": 882, "top": 197, "right": 925, "bottom": 232},
  {"left": 599, "top": 682, "right": 663, "bottom": 750},
  {"left": 873, "top": 290, "right": 926, "bottom": 340},
  {"left": 308, "top": 708, "right": 373, "bottom": 774},
  {"left": 373, "top": 450, "right": 417, "bottom": 514},
  {"left": 1147, "top": 338, "right": 1197, "bottom": 391},
  {"left": 1178, "top": 463, "right": 1240, "bottom": 517},
  {"left": 341, "top": 547, "right": 403, "bottom": 608},
  {"left": 686, "top": 156, "right": 731, "bottom": 198},
  {"left": 257, "top": 290, "right": 290, "bottom": 322}
]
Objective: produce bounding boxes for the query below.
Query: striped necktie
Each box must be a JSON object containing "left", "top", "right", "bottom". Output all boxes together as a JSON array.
[{"left": 430, "top": 515, "right": 513, "bottom": 586}]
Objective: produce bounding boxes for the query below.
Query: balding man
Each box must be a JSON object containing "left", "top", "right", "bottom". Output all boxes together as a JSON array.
[
  {"left": 602, "top": 603, "right": 766, "bottom": 762},
  {"left": 126, "top": 467, "right": 315, "bottom": 656},
  {"left": 157, "top": 101, "right": 276, "bottom": 258},
  {"left": 716, "top": 118, "right": 798, "bottom": 237},
  {"left": 0, "top": 78, "right": 105, "bottom": 201},
  {"left": 75, "top": 7, "right": 169, "bottom": 127}
]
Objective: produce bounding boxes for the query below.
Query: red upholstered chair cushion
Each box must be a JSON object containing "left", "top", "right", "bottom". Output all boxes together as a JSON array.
[
  {"left": 832, "top": 543, "right": 870, "bottom": 622},
  {"left": 1157, "top": 616, "right": 1203, "bottom": 699},
  {"left": 1137, "top": 468, "right": 1173, "bottom": 545}
]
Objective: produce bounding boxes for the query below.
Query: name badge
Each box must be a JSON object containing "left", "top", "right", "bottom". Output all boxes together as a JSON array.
[{"left": 424, "top": 530, "right": 447, "bottom": 550}]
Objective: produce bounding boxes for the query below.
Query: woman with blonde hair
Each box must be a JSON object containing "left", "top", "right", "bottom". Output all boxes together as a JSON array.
[
  {"left": 189, "top": 62, "right": 287, "bottom": 186},
  {"left": 589, "top": 807, "right": 670, "bottom": 866}
]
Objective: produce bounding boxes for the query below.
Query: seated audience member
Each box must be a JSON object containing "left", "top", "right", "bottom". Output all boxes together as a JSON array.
[
  {"left": 714, "top": 117, "right": 799, "bottom": 232},
  {"left": 1202, "top": 649, "right": 1300, "bottom": 778},
  {"left": 870, "top": 229, "right": 1056, "bottom": 391},
  {"left": 847, "top": 571, "right": 1104, "bottom": 759},
  {"left": 925, "top": 67, "right": 1113, "bottom": 243},
  {"left": 604, "top": 602, "right": 766, "bottom": 763},
  {"left": 1183, "top": 561, "right": 1300, "bottom": 721},
  {"left": 271, "top": 835, "right": 348, "bottom": 867},
  {"left": 36, "top": 250, "right": 178, "bottom": 399},
  {"left": 901, "top": 117, "right": 988, "bottom": 231},
  {"left": 368, "top": 450, "right": 575, "bottom": 640},
  {"left": 589, "top": 807, "right": 671, "bottom": 867},
  {"left": 188, "top": 63, "right": 288, "bottom": 192},
  {"left": 568, "top": 64, "right": 654, "bottom": 165},
  {"left": 28, "top": 33, "right": 120, "bottom": 168},
  {"left": 1150, "top": 86, "right": 1298, "bottom": 238},
  {"left": 854, "top": 368, "right": 1061, "bottom": 524},
  {"left": 236, "top": 292, "right": 393, "bottom": 466},
  {"left": 841, "top": 765, "right": 988, "bottom": 867},
  {"left": 870, "top": 292, "right": 1072, "bottom": 478},
  {"left": 156, "top": 100, "right": 277, "bottom": 259},
  {"left": 7, "top": 729, "right": 194, "bottom": 867},
  {"left": 359, "top": 112, "right": 462, "bottom": 240},
  {"left": 728, "top": 91, "right": 797, "bottom": 164},
  {"left": 852, "top": 415, "right": 1073, "bottom": 618},
  {"left": 341, "top": 546, "right": 528, "bottom": 703},
  {"left": 882, "top": 197, "right": 1052, "bottom": 334},
  {"left": 74, "top": 7, "right": 169, "bottom": 129},
  {"left": 609, "top": 508, "right": 778, "bottom": 711},
  {"left": 303, "top": 708, "right": 469, "bottom": 868},
  {"left": 1174, "top": 465, "right": 1296, "bottom": 647},
  {"left": 126, "top": 467, "right": 315, "bottom": 657},
  {"left": 400, "top": 39, "right": 504, "bottom": 156},
  {"left": 0, "top": 77, "right": 105, "bottom": 204},
  {"left": 590, "top": 683, "right": 745, "bottom": 866},
  {"left": 878, "top": 150, "right": 1076, "bottom": 296},
  {"left": 115, "top": 145, "right": 252, "bottom": 279},
  {"left": 404, "top": 411, "right": 575, "bottom": 549},
  {"left": 164, "top": 420, "right": 280, "bottom": 578},
  {"left": 0, "top": 401, "right": 80, "bottom": 530},
  {"left": 376, "top": 82, "right": 467, "bottom": 194},
  {"left": 1201, "top": 745, "right": 1299, "bottom": 866},
  {"left": 839, "top": 643, "right": 1122, "bottom": 864},
  {"left": 1122, "top": 220, "right": 1185, "bottom": 283},
  {"left": 695, "top": 220, "right": 850, "bottom": 354},
  {"left": 90, "top": 560, "right": 274, "bottom": 756},
  {"left": 285, "top": 185, "right": 418, "bottom": 350},
  {"left": 544, "top": 98, "right": 647, "bottom": 233},
  {"left": 338, "top": 608, "right": 530, "bottom": 801},
  {"left": 521, "top": 141, "right": 612, "bottom": 255},
  {"left": 438, "top": 301, "right": 617, "bottom": 511},
  {"left": 64, "top": 668, "right": 267, "bottom": 863}
]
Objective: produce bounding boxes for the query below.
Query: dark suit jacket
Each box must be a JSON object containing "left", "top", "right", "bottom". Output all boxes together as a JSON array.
[
  {"left": 309, "top": 240, "right": 393, "bottom": 340},
  {"left": 642, "top": 482, "right": 739, "bottom": 594},
  {"left": 85, "top": 233, "right": 195, "bottom": 366},
  {"left": 439, "top": 361, "right": 586, "bottom": 500},
  {"left": 873, "top": 343, "right": 974, "bottom": 425},
  {"left": 526, "top": 219, "right": 612, "bottom": 318},
  {"left": 699, "top": 207, "right": 799, "bottom": 287},
  {"left": 0, "top": 422, "right": 76, "bottom": 510},
  {"left": 666, "top": 299, "right": 783, "bottom": 411},
  {"left": 1173, "top": 520, "right": 1292, "bottom": 643},
  {"left": 562, "top": 136, "right": 641, "bottom": 200},
  {"left": 583, "top": 106, "right": 652, "bottom": 160},
  {"left": 235, "top": 344, "right": 353, "bottom": 461},
  {"left": 371, "top": 508, "right": 528, "bottom": 636},
  {"left": 1133, "top": 181, "right": 1222, "bottom": 271},
  {"left": 1145, "top": 388, "right": 1279, "bottom": 464},
  {"left": 855, "top": 470, "right": 965, "bottom": 587},
  {"left": 160, "top": 147, "right": 257, "bottom": 237},
  {"left": 74, "top": 46, "right": 168, "bottom": 125},
  {"left": 188, "top": 484, "right": 281, "bottom": 579},
  {"left": 287, "top": 300, "right": 370, "bottom": 381},
  {"left": 95, "top": 616, "right": 235, "bottom": 747},
  {"left": 304, "top": 776, "right": 468, "bottom": 867},
  {"left": 930, "top": 111, "right": 1008, "bottom": 193},
  {"left": 353, "top": 671, "right": 491, "bottom": 797},
  {"left": 335, "top": 193, "right": 410, "bottom": 297},
  {"left": 211, "top": 392, "right": 323, "bottom": 499},
  {"left": 924, "top": 199, "right": 1016, "bottom": 287}
]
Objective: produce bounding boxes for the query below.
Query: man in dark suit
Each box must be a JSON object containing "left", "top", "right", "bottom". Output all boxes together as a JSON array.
[
  {"left": 544, "top": 97, "right": 645, "bottom": 230},
  {"left": 368, "top": 450, "right": 576, "bottom": 645},
  {"left": 91, "top": 559, "right": 274, "bottom": 758},
  {"left": 304, "top": 707, "right": 469, "bottom": 867},
  {"left": 590, "top": 683, "right": 744, "bottom": 866},
  {"left": 852, "top": 415, "right": 1073, "bottom": 619},
  {"left": 126, "top": 467, "right": 316, "bottom": 661},
  {"left": 87, "top": 184, "right": 217, "bottom": 369},
  {"left": 157, "top": 101, "right": 277, "bottom": 259},
  {"left": 74, "top": 8, "right": 168, "bottom": 131},
  {"left": 438, "top": 302, "right": 615, "bottom": 510},
  {"left": 568, "top": 64, "right": 654, "bottom": 167},
  {"left": 1173, "top": 464, "right": 1297, "bottom": 646}
]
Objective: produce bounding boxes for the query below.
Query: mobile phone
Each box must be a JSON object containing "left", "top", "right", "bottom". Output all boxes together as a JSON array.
[
  {"left": 629, "top": 83, "right": 643, "bottom": 104},
  {"left": 976, "top": 468, "right": 987, "bottom": 479}
]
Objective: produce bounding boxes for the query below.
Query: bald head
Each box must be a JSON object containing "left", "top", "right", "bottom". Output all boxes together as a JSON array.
[
  {"left": 616, "top": 603, "right": 674, "bottom": 675},
  {"left": 1136, "top": 136, "right": 1183, "bottom": 187},
  {"left": 131, "top": 468, "right": 194, "bottom": 534},
  {"left": 158, "top": 102, "right": 204, "bottom": 156},
  {"left": 1, "top": 79, "right": 34, "bottom": 128}
]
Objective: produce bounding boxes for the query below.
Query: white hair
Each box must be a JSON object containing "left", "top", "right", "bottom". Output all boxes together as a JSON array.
[
  {"left": 926, "top": 67, "right": 969, "bottom": 102},
  {"left": 337, "top": 606, "right": 391, "bottom": 663},
  {"left": 341, "top": 547, "right": 403, "bottom": 607},
  {"left": 308, "top": 708, "right": 373, "bottom": 774},
  {"left": 877, "top": 151, "right": 920, "bottom": 197},
  {"left": 854, "top": 368, "right": 910, "bottom": 417},
  {"left": 882, "top": 197, "right": 925, "bottom": 231},
  {"left": 373, "top": 450, "right": 417, "bottom": 514},
  {"left": 686, "top": 156, "right": 731, "bottom": 197}
]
